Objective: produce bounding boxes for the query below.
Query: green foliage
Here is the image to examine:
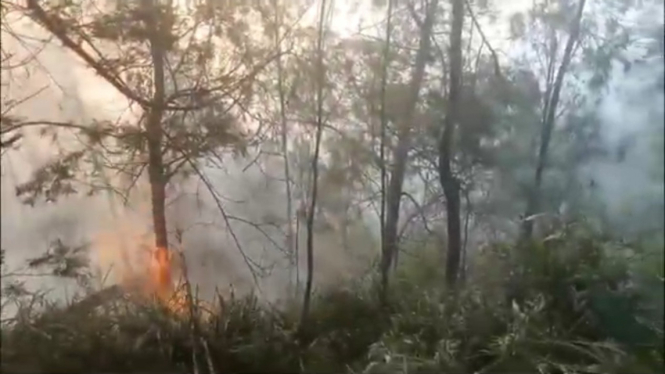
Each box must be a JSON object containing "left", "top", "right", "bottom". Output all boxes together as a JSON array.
[
  {"left": 9, "top": 0, "right": 263, "bottom": 206},
  {"left": 2, "top": 228, "right": 662, "bottom": 373},
  {"left": 364, "top": 225, "right": 664, "bottom": 373},
  {"left": 2, "top": 1, "right": 663, "bottom": 373}
]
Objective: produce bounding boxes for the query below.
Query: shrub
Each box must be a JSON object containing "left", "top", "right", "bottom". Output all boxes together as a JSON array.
[{"left": 1, "top": 228, "right": 662, "bottom": 373}]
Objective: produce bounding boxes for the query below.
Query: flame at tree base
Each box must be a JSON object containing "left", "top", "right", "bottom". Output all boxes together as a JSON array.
[
  {"left": 150, "top": 246, "right": 173, "bottom": 298},
  {"left": 91, "top": 219, "right": 195, "bottom": 316},
  {"left": 147, "top": 246, "right": 189, "bottom": 315},
  {"left": 97, "top": 243, "right": 210, "bottom": 317}
]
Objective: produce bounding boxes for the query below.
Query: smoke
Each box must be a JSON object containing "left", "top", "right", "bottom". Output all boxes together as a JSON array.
[
  {"left": 1, "top": 0, "right": 662, "bottom": 312},
  {"left": 579, "top": 3, "right": 665, "bottom": 237},
  {"left": 586, "top": 62, "right": 664, "bottom": 236},
  {"left": 0, "top": 14, "right": 373, "bottom": 309},
  {"left": 1, "top": 21, "right": 110, "bottom": 301}
]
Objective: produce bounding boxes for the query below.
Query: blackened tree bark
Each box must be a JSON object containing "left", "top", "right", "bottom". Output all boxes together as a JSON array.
[
  {"left": 438, "top": 0, "right": 465, "bottom": 287},
  {"left": 144, "top": 0, "right": 168, "bottom": 253}
]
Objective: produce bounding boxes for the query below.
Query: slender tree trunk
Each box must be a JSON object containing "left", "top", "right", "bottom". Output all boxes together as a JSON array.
[
  {"left": 272, "top": 0, "right": 296, "bottom": 296},
  {"left": 522, "top": 0, "right": 587, "bottom": 239},
  {"left": 295, "top": 170, "right": 305, "bottom": 294},
  {"left": 378, "top": 0, "right": 394, "bottom": 303},
  {"left": 147, "top": 41, "right": 167, "bottom": 247},
  {"left": 300, "top": 0, "right": 329, "bottom": 327},
  {"left": 144, "top": 0, "right": 170, "bottom": 296},
  {"left": 280, "top": 62, "right": 296, "bottom": 294},
  {"left": 438, "top": 0, "right": 464, "bottom": 288},
  {"left": 381, "top": 0, "right": 439, "bottom": 305},
  {"left": 460, "top": 191, "right": 472, "bottom": 284}
]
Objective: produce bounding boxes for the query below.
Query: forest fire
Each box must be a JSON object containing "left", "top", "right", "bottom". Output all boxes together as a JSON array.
[
  {"left": 148, "top": 246, "right": 191, "bottom": 315},
  {"left": 92, "top": 225, "right": 190, "bottom": 315},
  {"left": 150, "top": 246, "right": 173, "bottom": 299}
]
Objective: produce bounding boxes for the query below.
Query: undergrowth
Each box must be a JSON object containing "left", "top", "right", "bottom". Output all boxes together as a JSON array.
[{"left": 1, "top": 225, "right": 663, "bottom": 373}]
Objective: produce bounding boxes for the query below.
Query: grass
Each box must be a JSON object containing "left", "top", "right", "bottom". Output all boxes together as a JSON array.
[{"left": 1, "top": 226, "right": 663, "bottom": 373}]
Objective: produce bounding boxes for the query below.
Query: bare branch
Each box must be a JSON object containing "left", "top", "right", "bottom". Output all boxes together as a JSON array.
[{"left": 464, "top": 0, "right": 504, "bottom": 82}]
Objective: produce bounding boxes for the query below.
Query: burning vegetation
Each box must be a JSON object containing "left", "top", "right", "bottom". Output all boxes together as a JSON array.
[{"left": 1, "top": 0, "right": 663, "bottom": 373}]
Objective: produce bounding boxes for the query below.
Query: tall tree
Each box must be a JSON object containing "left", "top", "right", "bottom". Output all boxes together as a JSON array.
[
  {"left": 270, "top": 0, "right": 301, "bottom": 296},
  {"left": 381, "top": 0, "right": 440, "bottom": 304},
  {"left": 522, "top": 0, "right": 587, "bottom": 239},
  {"left": 19, "top": 0, "right": 276, "bottom": 294},
  {"left": 300, "top": 0, "right": 331, "bottom": 325},
  {"left": 438, "top": 0, "right": 465, "bottom": 287},
  {"left": 378, "top": 0, "right": 395, "bottom": 289}
]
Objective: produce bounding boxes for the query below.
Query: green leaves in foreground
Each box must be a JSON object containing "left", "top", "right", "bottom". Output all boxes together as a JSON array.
[{"left": 1, "top": 229, "right": 663, "bottom": 373}]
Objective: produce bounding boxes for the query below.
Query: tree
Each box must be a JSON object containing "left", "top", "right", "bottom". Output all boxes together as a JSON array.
[
  {"left": 522, "top": 0, "right": 588, "bottom": 239},
  {"left": 437, "top": 0, "right": 465, "bottom": 287},
  {"left": 380, "top": 0, "right": 440, "bottom": 304},
  {"left": 18, "top": 0, "right": 279, "bottom": 295},
  {"left": 378, "top": 0, "right": 395, "bottom": 300},
  {"left": 300, "top": 0, "right": 332, "bottom": 326},
  {"left": 271, "top": 0, "right": 298, "bottom": 295}
]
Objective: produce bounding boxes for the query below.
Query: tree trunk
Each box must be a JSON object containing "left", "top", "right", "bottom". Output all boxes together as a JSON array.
[
  {"left": 144, "top": 0, "right": 170, "bottom": 296},
  {"left": 272, "top": 0, "right": 297, "bottom": 296},
  {"left": 380, "top": 0, "right": 439, "bottom": 305},
  {"left": 460, "top": 191, "right": 472, "bottom": 284},
  {"left": 522, "top": 0, "right": 587, "bottom": 239},
  {"left": 300, "top": 0, "right": 329, "bottom": 328},
  {"left": 438, "top": 0, "right": 465, "bottom": 288},
  {"left": 378, "top": 0, "right": 394, "bottom": 303}
]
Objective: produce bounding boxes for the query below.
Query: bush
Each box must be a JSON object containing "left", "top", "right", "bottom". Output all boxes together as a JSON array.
[
  {"left": 362, "top": 224, "right": 663, "bottom": 374},
  {"left": 1, "top": 228, "right": 662, "bottom": 373}
]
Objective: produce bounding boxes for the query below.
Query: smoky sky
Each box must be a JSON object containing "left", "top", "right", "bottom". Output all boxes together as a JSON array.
[{"left": 1, "top": 0, "right": 662, "bottom": 309}]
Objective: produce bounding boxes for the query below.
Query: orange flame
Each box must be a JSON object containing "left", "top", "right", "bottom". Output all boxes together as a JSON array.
[
  {"left": 150, "top": 246, "right": 174, "bottom": 299},
  {"left": 148, "top": 247, "right": 192, "bottom": 316}
]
